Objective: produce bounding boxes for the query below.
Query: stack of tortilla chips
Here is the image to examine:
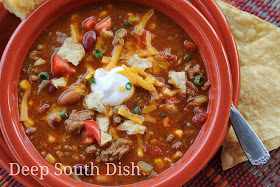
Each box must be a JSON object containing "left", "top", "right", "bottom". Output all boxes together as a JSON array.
[{"left": 216, "top": 0, "right": 280, "bottom": 170}]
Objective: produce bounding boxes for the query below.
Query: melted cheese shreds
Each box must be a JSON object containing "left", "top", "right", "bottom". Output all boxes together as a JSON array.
[
  {"left": 118, "top": 106, "right": 144, "bottom": 124},
  {"left": 118, "top": 65, "right": 156, "bottom": 91},
  {"left": 105, "top": 44, "right": 124, "bottom": 71},
  {"left": 70, "top": 23, "right": 79, "bottom": 43},
  {"left": 136, "top": 9, "right": 154, "bottom": 35},
  {"left": 142, "top": 105, "right": 157, "bottom": 113},
  {"left": 117, "top": 120, "right": 146, "bottom": 135},
  {"left": 146, "top": 31, "right": 152, "bottom": 49}
]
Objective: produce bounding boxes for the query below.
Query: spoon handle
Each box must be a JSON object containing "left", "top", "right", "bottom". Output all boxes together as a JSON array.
[{"left": 230, "top": 103, "right": 270, "bottom": 165}]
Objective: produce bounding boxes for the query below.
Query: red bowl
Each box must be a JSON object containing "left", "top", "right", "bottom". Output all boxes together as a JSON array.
[{"left": 0, "top": 0, "right": 234, "bottom": 186}]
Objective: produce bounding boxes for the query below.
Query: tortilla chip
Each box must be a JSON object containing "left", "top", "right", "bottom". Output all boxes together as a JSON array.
[
  {"left": 239, "top": 29, "right": 280, "bottom": 72},
  {"left": 222, "top": 136, "right": 280, "bottom": 170},
  {"left": 215, "top": 0, "right": 277, "bottom": 48},
  {"left": 1, "top": 0, "right": 45, "bottom": 20},
  {"left": 221, "top": 66, "right": 280, "bottom": 170}
]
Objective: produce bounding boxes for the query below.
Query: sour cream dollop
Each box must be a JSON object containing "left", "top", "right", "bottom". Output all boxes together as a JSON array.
[{"left": 91, "top": 67, "right": 134, "bottom": 106}]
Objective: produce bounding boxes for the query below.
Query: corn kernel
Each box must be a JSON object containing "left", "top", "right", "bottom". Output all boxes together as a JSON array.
[
  {"left": 28, "top": 100, "right": 34, "bottom": 106},
  {"left": 119, "top": 86, "right": 125, "bottom": 92},
  {"left": 99, "top": 11, "right": 108, "bottom": 18},
  {"left": 137, "top": 148, "right": 144, "bottom": 158},
  {"left": 19, "top": 80, "right": 31, "bottom": 90},
  {"left": 164, "top": 157, "right": 172, "bottom": 164},
  {"left": 154, "top": 158, "right": 164, "bottom": 169},
  {"left": 45, "top": 153, "right": 56, "bottom": 164},
  {"left": 48, "top": 135, "right": 56, "bottom": 143},
  {"left": 174, "top": 129, "right": 183, "bottom": 138},
  {"left": 106, "top": 107, "right": 113, "bottom": 117},
  {"left": 23, "top": 119, "right": 34, "bottom": 128},
  {"left": 173, "top": 151, "right": 183, "bottom": 160},
  {"left": 85, "top": 68, "right": 95, "bottom": 79}
]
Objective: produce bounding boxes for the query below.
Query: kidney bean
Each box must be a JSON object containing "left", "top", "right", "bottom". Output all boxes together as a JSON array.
[
  {"left": 58, "top": 89, "right": 82, "bottom": 106},
  {"left": 39, "top": 104, "right": 50, "bottom": 113},
  {"left": 83, "top": 31, "right": 97, "bottom": 52}
]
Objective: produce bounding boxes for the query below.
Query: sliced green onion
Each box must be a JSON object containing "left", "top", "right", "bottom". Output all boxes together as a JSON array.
[
  {"left": 94, "top": 50, "right": 103, "bottom": 58},
  {"left": 39, "top": 72, "right": 49, "bottom": 80},
  {"left": 111, "top": 23, "right": 120, "bottom": 32},
  {"left": 184, "top": 54, "right": 192, "bottom": 62},
  {"left": 89, "top": 78, "right": 96, "bottom": 84},
  {"left": 133, "top": 106, "right": 141, "bottom": 115},
  {"left": 125, "top": 82, "right": 132, "bottom": 90},
  {"left": 194, "top": 75, "right": 203, "bottom": 85},
  {"left": 124, "top": 19, "right": 132, "bottom": 27},
  {"left": 60, "top": 110, "right": 68, "bottom": 120},
  {"left": 161, "top": 113, "right": 167, "bottom": 118}
]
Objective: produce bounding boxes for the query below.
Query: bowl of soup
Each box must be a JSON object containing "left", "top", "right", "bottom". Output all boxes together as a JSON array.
[{"left": 0, "top": 0, "right": 233, "bottom": 186}]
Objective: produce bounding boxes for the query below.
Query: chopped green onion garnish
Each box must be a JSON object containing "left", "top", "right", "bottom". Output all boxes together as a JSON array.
[
  {"left": 184, "top": 54, "right": 192, "bottom": 62},
  {"left": 133, "top": 106, "right": 141, "bottom": 115},
  {"left": 111, "top": 23, "right": 120, "bottom": 32},
  {"left": 60, "top": 110, "right": 68, "bottom": 120},
  {"left": 89, "top": 78, "right": 96, "bottom": 84},
  {"left": 161, "top": 113, "right": 167, "bottom": 118},
  {"left": 39, "top": 72, "right": 49, "bottom": 80},
  {"left": 125, "top": 82, "right": 132, "bottom": 90},
  {"left": 124, "top": 20, "right": 132, "bottom": 27},
  {"left": 194, "top": 75, "right": 203, "bottom": 85},
  {"left": 94, "top": 50, "right": 103, "bottom": 58}
]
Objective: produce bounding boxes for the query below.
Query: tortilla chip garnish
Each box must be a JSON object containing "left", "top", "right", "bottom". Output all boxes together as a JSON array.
[
  {"left": 215, "top": 0, "right": 277, "bottom": 48},
  {"left": 221, "top": 66, "right": 280, "bottom": 170},
  {"left": 239, "top": 29, "right": 280, "bottom": 72}
]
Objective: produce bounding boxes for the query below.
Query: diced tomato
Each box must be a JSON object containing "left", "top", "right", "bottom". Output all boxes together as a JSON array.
[
  {"left": 179, "top": 92, "right": 187, "bottom": 102},
  {"left": 159, "top": 51, "right": 178, "bottom": 64},
  {"left": 135, "top": 33, "right": 145, "bottom": 49},
  {"left": 83, "top": 16, "right": 98, "bottom": 30},
  {"left": 192, "top": 107, "right": 208, "bottom": 126},
  {"left": 83, "top": 120, "right": 104, "bottom": 146},
  {"left": 167, "top": 97, "right": 179, "bottom": 105},
  {"left": 160, "top": 85, "right": 170, "bottom": 93},
  {"left": 145, "top": 145, "right": 163, "bottom": 156},
  {"left": 95, "top": 17, "right": 112, "bottom": 32},
  {"left": 83, "top": 136, "right": 95, "bottom": 144},
  {"left": 51, "top": 54, "right": 76, "bottom": 76},
  {"left": 184, "top": 40, "right": 197, "bottom": 52},
  {"left": 163, "top": 117, "right": 170, "bottom": 127},
  {"left": 135, "top": 31, "right": 156, "bottom": 49}
]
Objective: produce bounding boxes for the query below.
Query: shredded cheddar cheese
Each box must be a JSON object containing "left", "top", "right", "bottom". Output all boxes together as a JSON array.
[
  {"left": 142, "top": 105, "right": 157, "bottom": 113},
  {"left": 118, "top": 65, "right": 156, "bottom": 91},
  {"left": 136, "top": 9, "right": 154, "bottom": 35},
  {"left": 118, "top": 106, "right": 144, "bottom": 124},
  {"left": 70, "top": 23, "right": 79, "bottom": 43},
  {"left": 105, "top": 44, "right": 124, "bottom": 71}
]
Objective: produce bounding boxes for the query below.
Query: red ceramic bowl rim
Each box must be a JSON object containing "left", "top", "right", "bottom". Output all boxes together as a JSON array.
[
  {"left": 190, "top": 0, "right": 240, "bottom": 106},
  {"left": 0, "top": 0, "right": 233, "bottom": 186}
]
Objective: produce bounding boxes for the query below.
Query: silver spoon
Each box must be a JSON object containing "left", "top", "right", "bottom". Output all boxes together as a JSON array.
[{"left": 230, "top": 103, "right": 270, "bottom": 165}]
